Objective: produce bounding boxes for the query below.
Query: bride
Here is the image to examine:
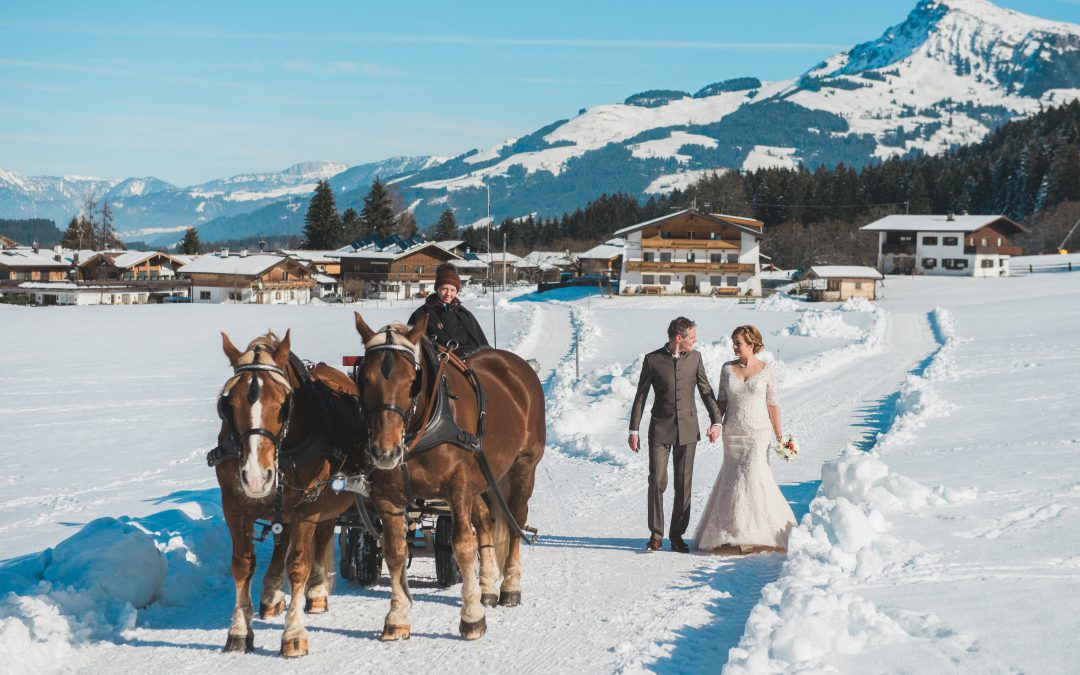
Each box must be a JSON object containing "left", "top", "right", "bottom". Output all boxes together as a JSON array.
[{"left": 693, "top": 325, "right": 796, "bottom": 554}]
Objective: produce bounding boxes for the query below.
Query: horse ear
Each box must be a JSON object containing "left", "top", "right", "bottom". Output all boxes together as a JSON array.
[
  {"left": 273, "top": 329, "right": 291, "bottom": 367},
  {"left": 354, "top": 311, "right": 376, "bottom": 344},
  {"left": 221, "top": 332, "right": 242, "bottom": 365},
  {"left": 406, "top": 314, "right": 429, "bottom": 345}
]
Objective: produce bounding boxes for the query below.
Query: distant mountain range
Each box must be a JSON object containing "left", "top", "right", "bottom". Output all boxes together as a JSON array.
[{"left": 3, "top": 0, "right": 1080, "bottom": 246}]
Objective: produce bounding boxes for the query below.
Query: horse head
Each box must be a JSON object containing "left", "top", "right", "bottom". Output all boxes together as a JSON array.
[
  {"left": 354, "top": 312, "right": 428, "bottom": 470},
  {"left": 219, "top": 330, "right": 294, "bottom": 498}
]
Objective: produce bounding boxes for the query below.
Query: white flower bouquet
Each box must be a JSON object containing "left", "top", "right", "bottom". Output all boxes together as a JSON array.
[{"left": 774, "top": 434, "right": 799, "bottom": 461}]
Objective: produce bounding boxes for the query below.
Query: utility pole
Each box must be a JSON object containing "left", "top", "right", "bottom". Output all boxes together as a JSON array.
[{"left": 502, "top": 231, "right": 507, "bottom": 291}]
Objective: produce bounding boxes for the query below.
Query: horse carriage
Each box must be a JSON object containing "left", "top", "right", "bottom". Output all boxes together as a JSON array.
[{"left": 209, "top": 313, "right": 545, "bottom": 656}]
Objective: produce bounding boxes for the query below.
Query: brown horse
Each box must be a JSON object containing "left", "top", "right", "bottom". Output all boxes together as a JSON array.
[
  {"left": 215, "top": 330, "right": 364, "bottom": 657},
  {"left": 353, "top": 313, "right": 545, "bottom": 641}
]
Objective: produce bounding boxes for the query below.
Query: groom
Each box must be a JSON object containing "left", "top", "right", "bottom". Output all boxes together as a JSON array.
[{"left": 628, "top": 317, "right": 722, "bottom": 552}]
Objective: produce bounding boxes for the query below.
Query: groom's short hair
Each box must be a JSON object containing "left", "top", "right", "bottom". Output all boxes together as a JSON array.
[{"left": 667, "top": 316, "right": 696, "bottom": 340}]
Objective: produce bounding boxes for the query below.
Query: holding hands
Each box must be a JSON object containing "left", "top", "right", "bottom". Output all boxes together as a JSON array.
[{"left": 707, "top": 424, "right": 721, "bottom": 444}]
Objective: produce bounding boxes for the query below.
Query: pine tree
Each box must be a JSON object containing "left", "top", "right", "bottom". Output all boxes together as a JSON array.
[
  {"left": 361, "top": 178, "right": 396, "bottom": 239},
  {"left": 61, "top": 215, "right": 93, "bottom": 250},
  {"left": 434, "top": 209, "right": 458, "bottom": 240},
  {"left": 97, "top": 200, "right": 123, "bottom": 249},
  {"left": 303, "top": 180, "right": 343, "bottom": 249},
  {"left": 178, "top": 227, "right": 202, "bottom": 254},
  {"left": 341, "top": 207, "right": 366, "bottom": 244}
]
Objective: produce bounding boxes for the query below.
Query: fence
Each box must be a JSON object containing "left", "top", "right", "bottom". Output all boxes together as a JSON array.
[{"left": 1012, "top": 261, "right": 1078, "bottom": 275}]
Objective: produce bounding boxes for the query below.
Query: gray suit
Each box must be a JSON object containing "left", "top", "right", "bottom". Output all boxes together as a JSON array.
[{"left": 630, "top": 347, "right": 722, "bottom": 541}]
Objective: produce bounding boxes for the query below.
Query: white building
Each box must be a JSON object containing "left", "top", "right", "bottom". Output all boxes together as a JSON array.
[
  {"left": 615, "top": 208, "right": 763, "bottom": 296},
  {"left": 178, "top": 253, "right": 315, "bottom": 304},
  {"left": 861, "top": 214, "right": 1028, "bottom": 277}
]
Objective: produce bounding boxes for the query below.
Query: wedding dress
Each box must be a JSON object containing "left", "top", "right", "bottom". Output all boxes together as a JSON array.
[{"left": 693, "top": 361, "right": 796, "bottom": 551}]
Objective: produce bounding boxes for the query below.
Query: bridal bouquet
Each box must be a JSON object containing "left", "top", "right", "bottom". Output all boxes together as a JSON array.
[{"left": 775, "top": 434, "right": 799, "bottom": 461}]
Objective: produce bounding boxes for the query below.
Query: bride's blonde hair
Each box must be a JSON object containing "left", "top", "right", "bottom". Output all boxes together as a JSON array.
[{"left": 732, "top": 325, "right": 764, "bottom": 354}]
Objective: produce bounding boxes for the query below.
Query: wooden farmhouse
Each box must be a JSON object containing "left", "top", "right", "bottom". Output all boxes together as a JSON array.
[
  {"left": 78, "top": 250, "right": 187, "bottom": 281},
  {"left": 615, "top": 208, "right": 763, "bottom": 296},
  {"left": 338, "top": 238, "right": 463, "bottom": 300},
  {"left": 178, "top": 253, "right": 315, "bottom": 304},
  {"left": 0, "top": 247, "right": 71, "bottom": 282},
  {"left": 577, "top": 238, "right": 625, "bottom": 277},
  {"left": 800, "top": 266, "right": 884, "bottom": 301},
  {"left": 861, "top": 214, "right": 1028, "bottom": 277}
]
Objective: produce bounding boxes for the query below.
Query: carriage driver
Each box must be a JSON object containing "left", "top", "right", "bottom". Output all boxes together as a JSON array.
[{"left": 408, "top": 262, "right": 489, "bottom": 350}]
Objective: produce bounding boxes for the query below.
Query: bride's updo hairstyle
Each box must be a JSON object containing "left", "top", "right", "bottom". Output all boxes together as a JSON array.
[{"left": 732, "top": 325, "right": 764, "bottom": 354}]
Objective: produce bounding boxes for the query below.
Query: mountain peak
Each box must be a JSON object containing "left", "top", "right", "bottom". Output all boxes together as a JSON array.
[{"left": 280, "top": 161, "right": 348, "bottom": 179}]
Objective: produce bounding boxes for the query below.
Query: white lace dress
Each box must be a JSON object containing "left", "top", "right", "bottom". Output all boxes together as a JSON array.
[{"left": 693, "top": 361, "right": 796, "bottom": 551}]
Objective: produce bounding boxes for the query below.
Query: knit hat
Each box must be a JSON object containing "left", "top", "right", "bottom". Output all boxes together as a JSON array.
[{"left": 435, "top": 262, "right": 461, "bottom": 291}]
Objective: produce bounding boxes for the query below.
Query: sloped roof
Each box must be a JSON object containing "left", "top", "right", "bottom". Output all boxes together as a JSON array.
[
  {"left": 861, "top": 214, "right": 1029, "bottom": 235},
  {"left": 579, "top": 238, "right": 625, "bottom": 260},
  {"left": 0, "top": 248, "right": 70, "bottom": 269},
  {"left": 806, "top": 266, "right": 884, "bottom": 280},
  {"left": 179, "top": 253, "right": 299, "bottom": 276},
  {"left": 613, "top": 208, "right": 763, "bottom": 238}
]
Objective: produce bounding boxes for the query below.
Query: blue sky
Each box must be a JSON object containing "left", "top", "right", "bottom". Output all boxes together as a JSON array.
[{"left": 3, "top": 0, "right": 1080, "bottom": 185}]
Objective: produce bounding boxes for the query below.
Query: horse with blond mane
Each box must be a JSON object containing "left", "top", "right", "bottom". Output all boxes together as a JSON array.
[{"left": 213, "top": 330, "right": 364, "bottom": 657}]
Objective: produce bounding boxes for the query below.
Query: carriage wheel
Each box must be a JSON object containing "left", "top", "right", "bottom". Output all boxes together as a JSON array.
[
  {"left": 339, "top": 527, "right": 358, "bottom": 582},
  {"left": 354, "top": 531, "right": 383, "bottom": 587},
  {"left": 434, "top": 515, "right": 462, "bottom": 588}
]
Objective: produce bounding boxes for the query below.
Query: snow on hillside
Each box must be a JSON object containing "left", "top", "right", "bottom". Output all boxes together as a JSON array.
[
  {"left": 742, "top": 146, "right": 800, "bottom": 171},
  {"left": 2, "top": 272, "right": 1077, "bottom": 672},
  {"left": 629, "top": 131, "right": 719, "bottom": 163},
  {"left": 644, "top": 168, "right": 727, "bottom": 195}
]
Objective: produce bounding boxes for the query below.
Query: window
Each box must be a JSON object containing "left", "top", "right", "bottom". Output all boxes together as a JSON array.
[
  {"left": 686, "top": 252, "right": 696, "bottom": 263},
  {"left": 415, "top": 265, "right": 423, "bottom": 273},
  {"left": 710, "top": 275, "right": 723, "bottom": 286},
  {"left": 981, "top": 259, "right": 995, "bottom": 268},
  {"left": 922, "top": 236, "right": 938, "bottom": 245},
  {"left": 200, "top": 291, "right": 211, "bottom": 300},
  {"left": 943, "top": 237, "right": 958, "bottom": 246},
  {"left": 942, "top": 258, "right": 968, "bottom": 270},
  {"left": 642, "top": 274, "right": 655, "bottom": 284},
  {"left": 228, "top": 291, "right": 242, "bottom": 301},
  {"left": 282, "top": 271, "right": 289, "bottom": 281},
  {"left": 659, "top": 275, "right": 671, "bottom": 285},
  {"left": 997, "top": 237, "right": 1002, "bottom": 246},
  {"left": 727, "top": 276, "right": 738, "bottom": 286},
  {"left": 643, "top": 252, "right": 655, "bottom": 262},
  {"left": 687, "top": 231, "right": 697, "bottom": 240},
  {"left": 980, "top": 237, "right": 988, "bottom": 246},
  {"left": 922, "top": 258, "right": 937, "bottom": 269},
  {"left": 659, "top": 252, "right": 672, "bottom": 263},
  {"left": 854, "top": 281, "right": 863, "bottom": 290},
  {"left": 727, "top": 253, "right": 739, "bottom": 263},
  {"left": 399, "top": 264, "right": 406, "bottom": 272},
  {"left": 710, "top": 253, "right": 723, "bottom": 263},
  {"left": 898, "top": 234, "right": 915, "bottom": 244},
  {"left": 288, "top": 290, "right": 296, "bottom": 299},
  {"left": 660, "top": 231, "right": 671, "bottom": 239}
]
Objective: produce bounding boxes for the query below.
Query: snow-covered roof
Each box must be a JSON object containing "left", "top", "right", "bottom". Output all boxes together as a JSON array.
[
  {"left": 613, "top": 208, "right": 763, "bottom": 238},
  {"left": 524, "top": 251, "right": 573, "bottom": 267},
  {"left": 178, "top": 253, "right": 294, "bottom": 276},
  {"left": 806, "top": 266, "right": 884, "bottom": 280},
  {"left": 579, "top": 239, "right": 625, "bottom": 260},
  {"left": 759, "top": 268, "right": 796, "bottom": 281},
  {"left": 861, "top": 214, "right": 1028, "bottom": 234},
  {"left": 81, "top": 250, "right": 181, "bottom": 269},
  {"left": 0, "top": 248, "right": 70, "bottom": 269},
  {"left": 473, "top": 252, "right": 522, "bottom": 264},
  {"left": 313, "top": 273, "right": 337, "bottom": 285},
  {"left": 281, "top": 249, "right": 339, "bottom": 264},
  {"left": 338, "top": 240, "right": 458, "bottom": 262},
  {"left": 436, "top": 240, "right": 465, "bottom": 250}
]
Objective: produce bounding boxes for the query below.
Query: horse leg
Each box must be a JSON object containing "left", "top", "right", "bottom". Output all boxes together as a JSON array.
[
  {"left": 451, "top": 491, "right": 485, "bottom": 640},
  {"left": 499, "top": 458, "right": 540, "bottom": 607},
  {"left": 259, "top": 523, "right": 289, "bottom": 619},
  {"left": 304, "top": 519, "right": 336, "bottom": 614},
  {"left": 378, "top": 505, "right": 412, "bottom": 641},
  {"left": 223, "top": 508, "right": 257, "bottom": 652},
  {"left": 472, "top": 496, "right": 499, "bottom": 608},
  {"left": 280, "top": 519, "right": 316, "bottom": 657}
]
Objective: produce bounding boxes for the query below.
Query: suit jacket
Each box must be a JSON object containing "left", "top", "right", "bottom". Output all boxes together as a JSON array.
[{"left": 629, "top": 347, "right": 722, "bottom": 445}]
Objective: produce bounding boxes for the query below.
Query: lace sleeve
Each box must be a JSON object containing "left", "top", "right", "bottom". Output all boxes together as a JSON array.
[
  {"left": 765, "top": 365, "right": 779, "bottom": 406},
  {"left": 716, "top": 364, "right": 727, "bottom": 404}
]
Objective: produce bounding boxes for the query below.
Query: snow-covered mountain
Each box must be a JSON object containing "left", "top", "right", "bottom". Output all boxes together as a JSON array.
[
  {"left": 0, "top": 158, "right": 438, "bottom": 244},
  {"left": 378, "top": 0, "right": 1080, "bottom": 228},
  {"left": 4, "top": 0, "right": 1080, "bottom": 242}
]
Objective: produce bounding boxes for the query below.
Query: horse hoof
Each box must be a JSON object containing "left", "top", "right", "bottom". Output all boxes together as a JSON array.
[
  {"left": 459, "top": 616, "right": 487, "bottom": 640},
  {"left": 304, "top": 596, "right": 328, "bottom": 614},
  {"left": 498, "top": 590, "right": 521, "bottom": 607},
  {"left": 223, "top": 633, "right": 254, "bottom": 653},
  {"left": 259, "top": 599, "right": 285, "bottom": 619},
  {"left": 480, "top": 593, "right": 499, "bottom": 607},
  {"left": 380, "top": 624, "right": 411, "bottom": 641},
  {"left": 280, "top": 637, "right": 308, "bottom": 658}
]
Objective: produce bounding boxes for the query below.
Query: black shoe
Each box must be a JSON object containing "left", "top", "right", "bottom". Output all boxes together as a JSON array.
[
  {"left": 645, "top": 537, "right": 662, "bottom": 552},
  {"left": 669, "top": 536, "right": 689, "bottom": 553}
]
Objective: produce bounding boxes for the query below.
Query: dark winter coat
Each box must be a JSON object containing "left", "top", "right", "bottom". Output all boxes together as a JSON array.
[{"left": 408, "top": 294, "right": 489, "bottom": 349}]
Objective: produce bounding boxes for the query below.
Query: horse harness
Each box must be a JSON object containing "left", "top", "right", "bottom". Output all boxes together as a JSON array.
[{"left": 359, "top": 329, "right": 537, "bottom": 544}]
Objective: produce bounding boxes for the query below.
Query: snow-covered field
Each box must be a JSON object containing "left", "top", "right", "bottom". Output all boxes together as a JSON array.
[{"left": 2, "top": 274, "right": 1078, "bottom": 673}]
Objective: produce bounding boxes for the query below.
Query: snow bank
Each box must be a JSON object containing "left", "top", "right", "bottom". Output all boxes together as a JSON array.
[
  {"left": 725, "top": 307, "right": 975, "bottom": 673},
  {"left": 0, "top": 493, "right": 229, "bottom": 671},
  {"left": 754, "top": 293, "right": 808, "bottom": 312},
  {"left": 778, "top": 308, "right": 888, "bottom": 389},
  {"left": 838, "top": 296, "right": 875, "bottom": 312},
  {"left": 784, "top": 311, "right": 865, "bottom": 340}
]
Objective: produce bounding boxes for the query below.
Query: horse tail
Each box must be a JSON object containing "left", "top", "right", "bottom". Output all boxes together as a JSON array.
[{"left": 490, "top": 474, "right": 512, "bottom": 577}]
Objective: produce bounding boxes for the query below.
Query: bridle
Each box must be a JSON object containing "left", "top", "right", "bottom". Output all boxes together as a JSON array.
[
  {"left": 218, "top": 345, "right": 296, "bottom": 460},
  {"left": 360, "top": 327, "right": 424, "bottom": 457}
]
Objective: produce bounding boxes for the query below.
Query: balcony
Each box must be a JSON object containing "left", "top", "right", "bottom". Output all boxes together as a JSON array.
[
  {"left": 626, "top": 260, "right": 755, "bottom": 274},
  {"left": 641, "top": 236, "right": 739, "bottom": 250},
  {"left": 881, "top": 243, "right": 915, "bottom": 255},
  {"left": 964, "top": 245, "right": 1023, "bottom": 256}
]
